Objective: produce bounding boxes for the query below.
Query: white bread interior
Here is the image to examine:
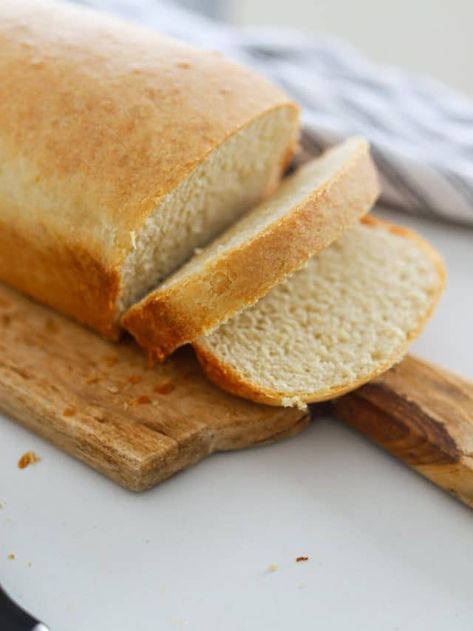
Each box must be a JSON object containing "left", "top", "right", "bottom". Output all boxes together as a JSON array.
[
  {"left": 119, "top": 107, "right": 297, "bottom": 311},
  {"left": 123, "top": 137, "right": 379, "bottom": 360},
  {"left": 194, "top": 218, "right": 445, "bottom": 407}
]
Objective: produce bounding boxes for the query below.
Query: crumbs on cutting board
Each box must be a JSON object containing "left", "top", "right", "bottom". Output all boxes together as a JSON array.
[
  {"left": 17, "top": 451, "right": 40, "bottom": 469},
  {"left": 154, "top": 380, "right": 175, "bottom": 395},
  {"left": 296, "top": 556, "right": 309, "bottom": 563},
  {"left": 7, "top": 553, "right": 15, "bottom": 561},
  {"left": 102, "top": 355, "right": 119, "bottom": 367},
  {"left": 44, "top": 317, "right": 59, "bottom": 334},
  {"left": 85, "top": 374, "right": 100, "bottom": 384}
]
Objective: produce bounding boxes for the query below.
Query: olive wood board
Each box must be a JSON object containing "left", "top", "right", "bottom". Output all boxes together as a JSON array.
[
  {"left": 319, "top": 355, "right": 473, "bottom": 509},
  {"left": 0, "top": 283, "right": 308, "bottom": 491}
]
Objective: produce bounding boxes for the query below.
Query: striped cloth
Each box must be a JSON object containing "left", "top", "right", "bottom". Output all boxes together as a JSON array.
[{"left": 80, "top": 0, "right": 473, "bottom": 225}]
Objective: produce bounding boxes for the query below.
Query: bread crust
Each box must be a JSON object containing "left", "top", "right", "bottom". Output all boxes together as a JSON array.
[
  {"left": 0, "top": 0, "right": 298, "bottom": 338},
  {"left": 123, "top": 138, "right": 380, "bottom": 359},
  {"left": 193, "top": 216, "right": 447, "bottom": 407}
]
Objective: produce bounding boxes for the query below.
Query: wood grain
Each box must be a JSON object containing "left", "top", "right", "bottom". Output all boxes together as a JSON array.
[
  {"left": 326, "top": 355, "right": 473, "bottom": 508},
  {"left": 0, "top": 284, "right": 308, "bottom": 491}
]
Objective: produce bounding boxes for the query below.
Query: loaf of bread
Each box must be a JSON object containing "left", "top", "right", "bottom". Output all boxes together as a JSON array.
[
  {"left": 194, "top": 217, "right": 446, "bottom": 407},
  {"left": 123, "top": 137, "right": 379, "bottom": 360},
  {"left": 0, "top": 0, "right": 299, "bottom": 338}
]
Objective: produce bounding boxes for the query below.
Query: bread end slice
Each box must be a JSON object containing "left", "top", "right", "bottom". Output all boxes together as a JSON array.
[
  {"left": 194, "top": 217, "right": 446, "bottom": 407},
  {"left": 123, "top": 137, "right": 380, "bottom": 361}
]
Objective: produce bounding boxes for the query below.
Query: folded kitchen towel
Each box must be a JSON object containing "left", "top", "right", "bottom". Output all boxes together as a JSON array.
[{"left": 78, "top": 0, "right": 473, "bottom": 226}]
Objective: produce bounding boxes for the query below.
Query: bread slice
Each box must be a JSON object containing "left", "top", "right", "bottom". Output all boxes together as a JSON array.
[
  {"left": 123, "top": 137, "right": 379, "bottom": 360},
  {"left": 194, "top": 217, "right": 446, "bottom": 408},
  {"left": 0, "top": 0, "right": 298, "bottom": 339}
]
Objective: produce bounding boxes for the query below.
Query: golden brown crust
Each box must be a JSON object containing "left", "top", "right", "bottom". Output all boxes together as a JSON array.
[
  {"left": 0, "top": 0, "right": 297, "bottom": 336},
  {"left": 193, "top": 216, "right": 447, "bottom": 407},
  {"left": 123, "top": 138, "right": 380, "bottom": 360},
  {"left": 0, "top": 218, "right": 121, "bottom": 339}
]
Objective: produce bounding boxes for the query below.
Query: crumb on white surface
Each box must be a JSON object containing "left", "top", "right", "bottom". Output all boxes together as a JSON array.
[{"left": 17, "top": 451, "right": 40, "bottom": 469}]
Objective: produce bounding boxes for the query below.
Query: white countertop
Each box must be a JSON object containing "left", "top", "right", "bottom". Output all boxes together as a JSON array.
[{"left": 1, "top": 207, "right": 472, "bottom": 631}]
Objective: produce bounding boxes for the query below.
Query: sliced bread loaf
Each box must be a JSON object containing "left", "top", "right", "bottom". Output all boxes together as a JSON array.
[
  {"left": 123, "top": 137, "right": 379, "bottom": 360},
  {"left": 0, "top": 0, "right": 298, "bottom": 339},
  {"left": 194, "top": 217, "right": 445, "bottom": 407}
]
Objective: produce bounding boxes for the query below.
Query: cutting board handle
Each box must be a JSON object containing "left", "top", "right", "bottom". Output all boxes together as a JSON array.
[{"left": 327, "top": 355, "right": 473, "bottom": 508}]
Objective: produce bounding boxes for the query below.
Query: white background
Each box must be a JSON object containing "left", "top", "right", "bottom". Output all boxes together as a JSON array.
[{"left": 1, "top": 206, "right": 473, "bottom": 630}]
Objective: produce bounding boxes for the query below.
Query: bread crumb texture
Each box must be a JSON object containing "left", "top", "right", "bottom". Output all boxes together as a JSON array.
[
  {"left": 196, "top": 220, "right": 444, "bottom": 405},
  {"left": 119, "top": 108, "right": 297, "bottom": 311},
  {"left": 158, "top": 137, "right": 373, "bottom": 289},
  {"left": 123, "top": 136, "right": 379, "bottom": 361}
]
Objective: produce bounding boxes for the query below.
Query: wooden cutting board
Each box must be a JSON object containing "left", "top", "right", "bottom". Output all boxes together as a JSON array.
[
  {"left": 327, "top": 355, "right": 473, "bottom": 509},
  {"left": 0, "top": 283, "right": 308, "bottom": 491}
]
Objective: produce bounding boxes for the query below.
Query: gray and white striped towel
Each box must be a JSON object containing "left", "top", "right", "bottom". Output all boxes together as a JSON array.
[{"left": 80, "top": 0, "right": 473, "bottom": 226}]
